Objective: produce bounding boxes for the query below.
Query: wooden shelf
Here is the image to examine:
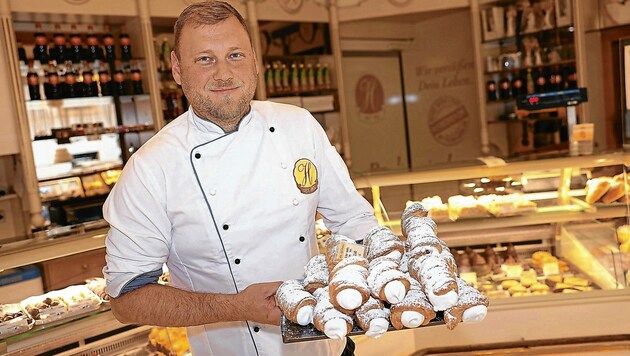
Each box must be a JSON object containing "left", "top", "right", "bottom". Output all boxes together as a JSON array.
[
  {"left": 482, "top": 25, "right": 574, "bottom": 45},
  {"left": 484, "top": 59, "right": 576, "bottom": 76}
]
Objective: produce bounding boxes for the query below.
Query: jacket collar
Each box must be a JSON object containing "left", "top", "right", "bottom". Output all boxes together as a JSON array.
[{"left": 189, "top": 105, "right": 254, "bottom": 135}]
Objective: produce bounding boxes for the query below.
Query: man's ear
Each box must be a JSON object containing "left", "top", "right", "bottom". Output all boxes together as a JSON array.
[
  {"left": 171, "top": 51, "right": 182, "bottom": 85},
  {"left": 253, "top": 48, "right": 259, "bottom": 76}
]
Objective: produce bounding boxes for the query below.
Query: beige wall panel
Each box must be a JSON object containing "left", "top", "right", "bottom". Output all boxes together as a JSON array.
[
  {"left": 9, "top": 0, "right": 137, "bottom": 16},
  {"left": 585, "top": 31, "right": 607, "bottom": 150},
  {"left": 402, "top": 9, "right": 481, "bottom": 167},
  {"left": 338, "top": 0, "right": 467, "bottom": 22},
  {"left": 340, "top": 19, "right": 416, "bottom": 40},
  {"left": 255, "top": 0, "right": 328, "bottom": 23},
  {"left": 148, "top": 0, "right": 246, "bottom": 19},
  {"left": 600, "top": 0, "right": 630, "bottom": 28},
  {"left": 0, "top": 19, "right": 20, "bottom": 156}
]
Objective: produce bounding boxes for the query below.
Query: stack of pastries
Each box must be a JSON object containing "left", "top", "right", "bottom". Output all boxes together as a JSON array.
[
  {"left": 585, "top": 174, "right": 629, "bottom": 204},
  {"left": 276, "top": 203, "right": 489, "bottom": 339}
]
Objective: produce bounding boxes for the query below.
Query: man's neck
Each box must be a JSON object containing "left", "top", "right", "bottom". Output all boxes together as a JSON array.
[{"left": 192, "top": 106, "right": 251, "bottom": 133}]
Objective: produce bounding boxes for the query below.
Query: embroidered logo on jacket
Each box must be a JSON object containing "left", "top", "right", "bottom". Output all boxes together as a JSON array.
[{"left": 293, "top": 158, "right": 318, "bottom": 194}]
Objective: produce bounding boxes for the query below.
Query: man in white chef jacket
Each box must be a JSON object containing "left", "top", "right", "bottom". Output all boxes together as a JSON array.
[{"left": 103, "top": 1, "right": 378, "bottom": 355}]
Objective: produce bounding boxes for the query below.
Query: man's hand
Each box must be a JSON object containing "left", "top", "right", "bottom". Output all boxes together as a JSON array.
[{"left": 236, "top": 281, "right": 283, "bottom": 326}]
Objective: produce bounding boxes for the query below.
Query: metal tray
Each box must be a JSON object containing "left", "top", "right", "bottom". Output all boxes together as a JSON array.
[{"left": 281, "top": 311, "right": 444, "bottom": 344}]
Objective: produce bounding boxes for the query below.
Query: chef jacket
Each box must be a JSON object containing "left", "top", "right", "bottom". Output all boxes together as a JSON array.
[{"left": 103, "top": 100, "right": 378, "bottom": 356}]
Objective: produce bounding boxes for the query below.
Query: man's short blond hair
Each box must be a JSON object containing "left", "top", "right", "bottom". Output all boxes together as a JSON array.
[{"left": 173, "top": 1, "right": 250, "bottom": 57}]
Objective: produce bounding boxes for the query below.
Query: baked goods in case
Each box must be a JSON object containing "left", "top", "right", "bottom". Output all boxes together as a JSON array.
[
  {"left": 355, "top": 297, "right": 390, "bottom": 338},
  {"left": 363, "top": 226, "right": 405, "bottom": 262},
  {"left": 0, "top": 303, "right": 34, "bottom": 339},
  {"left": 21, "top": 295, "right": 66, "bottom": 324},
  {"left": 444, "top": 278, "right": 489, "bottom": 330},
  {"left": 276, "top": 280, "right": 317, "bottom": 326},
  {"left": 54, "top": 285, "right": 101, "bottom": 313},
  {"left": 328, "top": 256, "right": 370, "bottom": 311},
  {"left": 148, "top": 326, "right": 190, "bottom": 356},
  {"left": 313, "top": 287, "right": 354, "bottom": 339},
  {"left": 448, "top": 195, "right": 490, "bottom": 220}
]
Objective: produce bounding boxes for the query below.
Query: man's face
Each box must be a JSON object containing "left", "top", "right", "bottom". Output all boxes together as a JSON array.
[{"left": 171, "top": 17, "right": 258, "bottom": 126}]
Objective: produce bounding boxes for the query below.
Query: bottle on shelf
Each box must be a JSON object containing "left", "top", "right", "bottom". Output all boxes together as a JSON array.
[
  {"left": 281, "top": 63, "right": 290, "bottom": 94},
  {"left": 103, "top": 25, "right": 116, "bottom": 63},
  {"left": 565, "top": 65, "right": 577, "bottom": 89},
  {"left": 154, "top": 38, "right": 164, "bottom": 72},
  {"left": 45, "top": 71, "right": 62, "bottom": 99},
  {"left": 534, "top": 67, "right": 547, "bottom": 93},
  {"left": 63, "top": 71, "right": 80, "bottom": 98},
  {"left": 98, "top": 70, "right": 113, "bottom": 96},
  {"left": 511, "top": 70, "right": 525, "bottom": 98},
  {"left": 552, "top": 65, "right": 564, "bottom": 91},
  {"left": 265, "top": 63, "right": 274, "bottom": 95},
  {"left": 161, "top": 37, "right": 172, "bottom": 71},
  {"left": 315, "top": 62, "right": 323, "bottom": 90},
  {"left": 86, "top": 26, "right": 103, "bottom": 63},
  {"left": 27, "top": 63, "right": 41, "bottom": 100},
  {"left": 17, "top": 41, "right": 27, "bottom": 64},
  {"left": 68, "top": 25, "right": 84, "bottom": 64},
  {"left": 526, "top": 68, "right": 535, "bottom": 94},
  {"left": 50, "top": 24, "right": 68, "bottom": 65},
  {"left": 498, "top": 75, "right": 511, "bottom": 100},
  {"left": 486, "top": 79, "right": 497, "bottom": 101},
  {"left": 298, "top": 63, "right": 307, "bottom": 93},
  {"left": 113, "top": 70, "right": 128, "bottom": 96},
  {"left": 33, "top": 22, "right": 49, "bottom": 65},
  {"left": 119, "top": 25, "right": 132, "bottom": 61},
  {"left": 273, "top": 62, "right": 282, "bottom": 94},
  {"left": 130, "top": 68, "right": 143, "bottom": 95},
  {"left": 322, "top": 63, "right": 331, "bottom": 90},
  {"left": 82, "top": 70, "right": 99, "bottom": 97},
  {"left": 306, "top": 63, "right": 316, "bottom": 92},
  {"left": 290, "top": 62, "right": 299, "bottom": 94}
]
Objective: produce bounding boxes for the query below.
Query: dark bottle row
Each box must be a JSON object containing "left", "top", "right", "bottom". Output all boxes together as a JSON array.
[
  {"left": 20, "top": 23, "right": 133, "bottom": 66},
  {"left": 27, "top": 65, "right": 144, "bottom": 100},
  {"left": 487, "top": 65, "right": 577, "bottom": 101}
]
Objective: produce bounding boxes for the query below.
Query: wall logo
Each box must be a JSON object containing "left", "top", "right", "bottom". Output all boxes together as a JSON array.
[
  {"left": 278, "top": 0, "right": 304, "bottom": 14},
  {"left": 293, "top": 158, "right": 318, "bottom": 194},
  {"left": 427, "top": 96, "right": 469, "bottom": 146},
  {"left": 355, "top": 74, "right": 385, "bottom": 123}
]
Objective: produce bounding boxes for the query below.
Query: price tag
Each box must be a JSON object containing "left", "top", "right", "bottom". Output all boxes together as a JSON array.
[
  {"left": 335, "top": 241, "right": 366, "bottom": 262},
  {"left": 571, "top": 124, "right": 594, "bottom": 142},
  {"left": 542, "top": 261, "right": 560, "bottom": 276},
  {"left": 460, "top": 272, "right": 478, "bottom": 286},
  {"left": 520, "top": 269, "right": 537, "bottom": 285},
  {"left": 502, "top": 264, "right": 523, "bottom": 279}
]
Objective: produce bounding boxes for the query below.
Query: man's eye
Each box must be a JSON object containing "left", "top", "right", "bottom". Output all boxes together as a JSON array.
[
  {"left": 196, "top": 56, "right": 212, "bottom": 63},
  {"left": 229, "top": 53, "right": 244, "bottom": 59}
]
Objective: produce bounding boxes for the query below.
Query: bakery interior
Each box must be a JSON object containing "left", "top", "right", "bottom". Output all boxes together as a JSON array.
[{"left": 0, "top": 0, "right": 629, "bottom": 355}]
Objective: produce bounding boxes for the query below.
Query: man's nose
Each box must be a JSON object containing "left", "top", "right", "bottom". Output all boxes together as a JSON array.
[{"left": 212, "top": 60, "right": 234, "bottom": 81}]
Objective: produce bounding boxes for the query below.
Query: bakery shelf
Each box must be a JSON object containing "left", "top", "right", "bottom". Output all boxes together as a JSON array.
[
  {"left": 352, "top": 151, "right": 629, "bottom": 189},
  {"left": 0, "top": 225, "right": 108, "bottom": 271}
]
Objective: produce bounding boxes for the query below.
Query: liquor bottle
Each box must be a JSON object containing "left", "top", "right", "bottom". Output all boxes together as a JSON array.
[
  {"left": 290, "top": 62, "right": 300, "bottom": 94},
  {"left": 98, "top": 70, "right": 112, "bottom": 96},
  {"left": 526, "top": 68, "right": 535, "bottom": 94},
  {"left": 534, "top": 67, "right": 547, "bottom": 93},
  {"left": 103, "top": 25, "right": 116, "bottom": 63},
  {"left": 498, "top": 76, "right": 511, "bottom": 99},
  {"left": 17, "top": 41, "right": 27, "bottom": 64},
  {"left": 265, "top": 63, "right": 274, "bottom": 95},
  {"left": 322, "top": 63, "right": 331, "bottom": 90},
  {"left": 281, "top": 63, "right": 290, "bottom": 93},
  {"left": 161, "top": 38, "right": 172, "bottom": 70},
  {"left": 130, "top": 68, "right": 143, "bottom": 95},
  {"left": 552, "top": 65, "right": 565, "bottom": 91},
  {"left": 45, "top": 72, "right": 62, "bottom": 99},
  {"left": 298, "top": 63, "right": 308, "bottom": 92},
  {"left": 50, "top": 24, "right": 67, "bottom": 65},
  {"left": 27, "top": 64, "right": 41, "bottom": 100},
  {"left": 315, "top": 62, "right": 324, "bottom": 90},
  {"left": 86, "top": 26, "right": 103, "bottom": 62},
  {"left": 119, "top": 25, "right": 132, "bottom": 61},
  {"left": 154, "top": 38, "right": 164, "bottom": 71},
  {"left": 82, "top": 70, "right": 99, "bottom": 97},
  {"left": 69, "top": 25, "right": 84, "bottom": 64},
  {"left": 306, "top": 63, "right": 315, "bottom": 92},
  {"left": 511, "top": 70, "right": 525, "bottom": 97},
  {"left": 113, "top": 70, "right": 127, "bottom": 96},
  {"left": 63, "top": 71, "right": 80, "bottom": 98},
  {"left": 565, "top": 66, "right": 577, "bottom": 89},
  {"left": 486, "top": 79, "right": 497, "bottom": 101},
  {"left": 33, "top": 23, "right": 49, "bottom": 64},
  {"left": 273, "top": 62, "right": 282, "bottom": 94}
]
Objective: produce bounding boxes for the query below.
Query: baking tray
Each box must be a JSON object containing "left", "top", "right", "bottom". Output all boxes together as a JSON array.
[{"left": 281, "top": 311, "right": 444, "bottom": 344}]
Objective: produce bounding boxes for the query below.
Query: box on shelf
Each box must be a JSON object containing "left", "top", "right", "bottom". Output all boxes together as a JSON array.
[{"left": 0, "top": 265, "right": 44, "bottom": 304}]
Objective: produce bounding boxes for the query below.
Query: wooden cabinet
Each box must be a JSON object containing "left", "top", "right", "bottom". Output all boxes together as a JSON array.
[{"left": 40, "top": 248, "right": 106, "bottom": 291}]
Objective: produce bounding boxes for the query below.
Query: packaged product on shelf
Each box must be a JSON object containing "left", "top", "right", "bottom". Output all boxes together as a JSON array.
[
  {"left": 62, "top": 71, "right": 80, "bottom": 98},
  {"left": 54, "top": 285, "right": 102, "bottom": 313},
  {"left": 265, "top": 63, "right": 274, "bottom": 95},
  {"left": 119, "top": 25, "right": 133, "bottom": 61},
  {"left": 86, "top": 26, "right": 104, "bottom": 63},
  {"left": 98, "top": 70, "right": 113, "bottom": 96},
  {"left": 82, "top": 70, "right": 99, "bottom": 97},
  {"left": 103, "top": 25, "right": 116, "bottom": 63},
  {"left": 45, "top": 71, "right": 63, "bottom": 99},
  {"left": 113, "top": 70, "right": 128, "bottom": 96},
  {"left": 448, "top": 195, "right": 490, "bottom": 220},
  {"left": 0, "top": 303, "right": 34, "bottom": 340},
  {"left": 68, "top": 26, "right": 85, "bottom": 64},
  {"left": 131, "top": 68, "right": 144, "bottom": 95},
  {"left": 50, "top": 24, "right": 68, "bottom": 65},
  {"left": 21, "top": 294, "right": 66, "bottom": 324},
  {"left": 273, "top": 62, "right": 282, "bottom": 93},
  {"left": 17, "top": 41, "right": 27, "bottom": 64},
  {"left": 26, "top": 65, "right": 41, "bottom": 100},
  {"left": 33, "top": 23, "right": 49, "bottom": 64}
]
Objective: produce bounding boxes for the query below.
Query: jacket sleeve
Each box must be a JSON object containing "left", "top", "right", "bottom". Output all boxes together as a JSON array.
[
  {"left": 102, "top": 152, "right": 171, "bottom": 298},
  {"left": 309, "top": 115, "right": 379, "bottom": 241}
]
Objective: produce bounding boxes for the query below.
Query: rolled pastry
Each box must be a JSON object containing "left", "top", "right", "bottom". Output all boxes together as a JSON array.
[
  {"left": 328, "top": 256, "right": 370, "bottom": 311},
  {"left": 303, "top": 254, "right": 330, "bottom": 293},
  {"left": 402, "top": 216, "right": 437, "bottom": 239},
  {"left": 325, "top": 234, "right": 356, "bottom": 270},
  {"left": 585, "top": 178, "right": 612, "bottom": 204},
  {"left": 401, "top": 202, "right": 429, "bottom": 224},
  {"left": 390, "top": 277, "right": 436, "bottom": 330},
  {"left": 602, "top": 181, "right": 628, "bottom": 203},
  {"left": 363, "top": 226, "right": 405, "bottom": 262},
  {"left": 367, "top": 257, "right": 410, "bottom": 304},
  {"left": 406, "top": 235, "right": 443, "bottom": 259},
  {"left": 275, "top": 280, "right": 317, "bottom": 326},
  {"left": 313, "top": 287, "right": 354, "bottom": 339},
  {"left": 408, "top": 255, "right": 458, "bottom": 311},
  {"left": 355, "top": 297, "right": 391, "bottom": 338},
  {"left": 444, "top": 278, "right": 490, "bottom": 330}
]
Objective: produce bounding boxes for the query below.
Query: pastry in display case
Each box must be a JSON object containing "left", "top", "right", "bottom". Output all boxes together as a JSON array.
[
  {"left": 21, "top": 285, "right": 101, "bottom": 324},
  {"left": 147, "top": 326, "right": 191, "bottom": 356},
  {"left": 0, "top": 303, "right": 34, "bottom": 340}
]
